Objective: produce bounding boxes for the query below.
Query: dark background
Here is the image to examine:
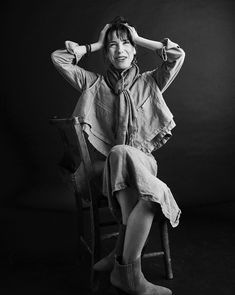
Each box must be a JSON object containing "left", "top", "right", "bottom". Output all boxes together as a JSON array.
[
  {"left": 2, "top": 0, "right": 234, "bottom": 208},
  {"left": 1, "top": 1, "right": 235, "bottom": 294}
]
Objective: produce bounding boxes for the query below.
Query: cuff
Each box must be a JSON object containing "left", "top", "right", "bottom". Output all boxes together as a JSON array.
[
  {"left": 65, "top": 41, "right": 80, "bottom": 64},
  {"left": 157, "top": 38, "right": 180, "bottom": 61}
]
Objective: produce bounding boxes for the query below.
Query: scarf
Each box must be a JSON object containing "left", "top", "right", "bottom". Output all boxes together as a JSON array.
[{"left": 104, "top": 63, "right": 140, "bottom": 145}]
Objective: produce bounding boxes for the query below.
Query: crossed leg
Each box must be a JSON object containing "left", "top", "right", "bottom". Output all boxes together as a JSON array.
[{"left": 115, "top": 187, "right": 159, "bottom": 264}]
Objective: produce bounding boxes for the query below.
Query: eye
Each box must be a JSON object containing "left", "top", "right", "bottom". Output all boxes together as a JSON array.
[
  {"left": 108, "top": 43, "right": 116, "bottom": 48},
  {"left": 123, "top": 40, "right": 130, "bottom": 44}
]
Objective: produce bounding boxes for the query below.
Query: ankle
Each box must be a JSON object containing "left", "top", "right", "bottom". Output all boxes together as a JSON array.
[{"left": 122, "top": 253, "right": 141, "bottom": 265}]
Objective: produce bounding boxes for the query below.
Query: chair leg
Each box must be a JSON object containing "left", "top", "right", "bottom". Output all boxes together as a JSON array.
[
  {"left": 74, "top": 188, "right": 101, "bottom": 291},
  {"left": 74, "top": 190, "right": 85, "bottom": 263},
  {"left": 160, "top": 219, "right": 173, "bottom": 279},
  {"left": 90, "top": 202, "right": 101, "bottom": 291}
]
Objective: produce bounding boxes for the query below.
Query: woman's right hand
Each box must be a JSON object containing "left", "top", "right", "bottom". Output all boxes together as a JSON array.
[{"left": 97, "top": 24, "right": 111, "bottom": 47}]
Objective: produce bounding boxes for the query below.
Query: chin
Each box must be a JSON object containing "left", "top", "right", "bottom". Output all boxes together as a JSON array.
[
  {"left": 118, "top": 66, "right": 128, "bottom": 70},
  {"left": 115, "top": 64, "right": 131, "bottom": 70}
]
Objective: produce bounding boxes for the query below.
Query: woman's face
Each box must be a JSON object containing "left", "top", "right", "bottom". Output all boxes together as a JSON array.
[{"left": 106, "top": 31, "right": 136, "bottom": 70}]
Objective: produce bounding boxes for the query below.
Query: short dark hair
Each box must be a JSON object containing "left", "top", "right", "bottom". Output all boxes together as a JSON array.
[{"left": 103, "top": 16, "right": 136, "bottom": 54}]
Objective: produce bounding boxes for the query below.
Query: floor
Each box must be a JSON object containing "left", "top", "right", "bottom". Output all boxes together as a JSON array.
[{"left": 0, "top": 199, "right": 235, "bottom": 295}]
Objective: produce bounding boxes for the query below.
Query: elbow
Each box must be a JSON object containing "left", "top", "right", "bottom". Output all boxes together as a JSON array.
[
  {"left": 176, "top": 48, "right": 185, "bottom": 68},
  {"left": 180, "top": 48, "right": 186, "bottom": 60},
  {"left": 181, "top": 49, "right": 186, "bottom": 64},
  {"left": 51, "top": 50, "right": 59, "bottom": 65},
  {"left": 50, "top": 49, "right": 67, "bottom": 69},
  {"left": 175, "top": 47, "right": 186, "bottom": 63}
]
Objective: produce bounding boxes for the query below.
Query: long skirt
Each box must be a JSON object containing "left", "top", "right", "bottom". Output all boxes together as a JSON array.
[{"left": 102, "top": 145, "right": 181, "bottom": 227}]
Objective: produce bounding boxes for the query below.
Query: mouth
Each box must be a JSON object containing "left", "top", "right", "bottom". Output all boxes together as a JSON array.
[{"left": 115, "top": 56, "right": 127, "bottom": 62}]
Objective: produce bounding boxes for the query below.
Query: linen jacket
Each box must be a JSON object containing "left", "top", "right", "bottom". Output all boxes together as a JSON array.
[{"left": 51, "top": 38, "right": 185, "bottom": 156}]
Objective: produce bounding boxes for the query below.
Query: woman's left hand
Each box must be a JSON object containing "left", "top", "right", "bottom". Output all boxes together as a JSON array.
[{"left": 125, "top": 25, "right": 139, "bottom": 42}]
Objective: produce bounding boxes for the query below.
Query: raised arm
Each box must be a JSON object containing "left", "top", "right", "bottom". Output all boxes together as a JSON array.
[
  {"left": 127, "top": 25, "right": 185, "bottom": 93},
  {"left": 51, "top": 24, "right": 110, "bottom": 92}
]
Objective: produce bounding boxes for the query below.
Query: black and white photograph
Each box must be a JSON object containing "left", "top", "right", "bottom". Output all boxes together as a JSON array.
[{"left": 1, "top": 1, "right": 235, "bottom": 294}]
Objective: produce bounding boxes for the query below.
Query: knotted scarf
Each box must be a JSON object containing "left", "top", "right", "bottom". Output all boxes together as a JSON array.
[{"left": 104, "top": 63, "right": 140, "bottom": 145}]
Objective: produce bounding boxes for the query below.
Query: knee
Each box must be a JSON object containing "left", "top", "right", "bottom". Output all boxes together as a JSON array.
[
  {"left": 110, "top": 145, "right": 128, "bottom": 155},
  {"left": 108, "top": 145, "right": 128, "bottom": 161}
]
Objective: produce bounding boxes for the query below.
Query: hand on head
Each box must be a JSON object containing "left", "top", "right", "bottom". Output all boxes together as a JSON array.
[
  {"left": 109, "top": 16, "right": 138, "bottom": 42},
  {"left": 123, "top": 25, "right": 139, "bottom": 43},
  {"left": 98, "top": 24, "right": 111, "bottom": 47},
  {"left": 98, "top": 17, "right": 138, "bottom": 48}
]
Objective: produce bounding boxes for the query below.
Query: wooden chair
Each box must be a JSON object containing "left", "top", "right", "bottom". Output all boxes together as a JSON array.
[{"left": 50, "top": 116, "right": 173, "bottom": 291}]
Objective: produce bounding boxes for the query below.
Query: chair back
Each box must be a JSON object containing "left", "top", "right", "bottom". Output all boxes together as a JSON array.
[{"left": 50, "top": 116, "right": 94, "bottom": 203}]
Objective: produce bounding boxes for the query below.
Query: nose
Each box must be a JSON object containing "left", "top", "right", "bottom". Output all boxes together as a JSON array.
[{"left": 117, "top": 43, "right": 124, "bottom": 53}]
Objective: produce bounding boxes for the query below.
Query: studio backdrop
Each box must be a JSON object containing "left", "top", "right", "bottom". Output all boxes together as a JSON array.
[{"left": 1, "top": 0, "right": 234, "bottom": 209}]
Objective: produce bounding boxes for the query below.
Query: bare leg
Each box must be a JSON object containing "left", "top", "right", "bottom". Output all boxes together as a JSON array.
[
  {"left": 93, "top": 187, "right": 137, "bottom": 271},
  {"left": 115, "top": 187, "right": 139, "bottom": 225},
  {"left": 122, "top": 199, "right": 157, "bottom": 264},
  {"left": 116, "top": 188, "right": 159, "bottom": 264},
  {"left": 94, "top": 188, "right": 159, "bottom": 272}
]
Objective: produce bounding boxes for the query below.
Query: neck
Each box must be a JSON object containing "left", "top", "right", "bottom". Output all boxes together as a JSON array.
[{"left": 109, "top": 63, "right": 135, "bottom": 76}]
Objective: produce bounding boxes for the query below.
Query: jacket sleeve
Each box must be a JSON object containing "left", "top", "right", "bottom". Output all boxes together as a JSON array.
[
  {"left": 51, "top": 45, "right": 98, "bottom": 93},
  {"left": 151, "top": 38, "right": 185, "bottom": 93}
]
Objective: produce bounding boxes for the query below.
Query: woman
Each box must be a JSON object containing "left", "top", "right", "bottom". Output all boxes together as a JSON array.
[{"left": 51, "top": 16, "right": 185, "bottom": 295}]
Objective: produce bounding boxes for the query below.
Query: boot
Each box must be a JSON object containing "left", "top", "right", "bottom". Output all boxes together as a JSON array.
[
  {"left": 110, "top": 257, "right": 172, "bottom": 295},
  {"left": 93, "top": 224, "right": 126, "bottom": 272}
]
